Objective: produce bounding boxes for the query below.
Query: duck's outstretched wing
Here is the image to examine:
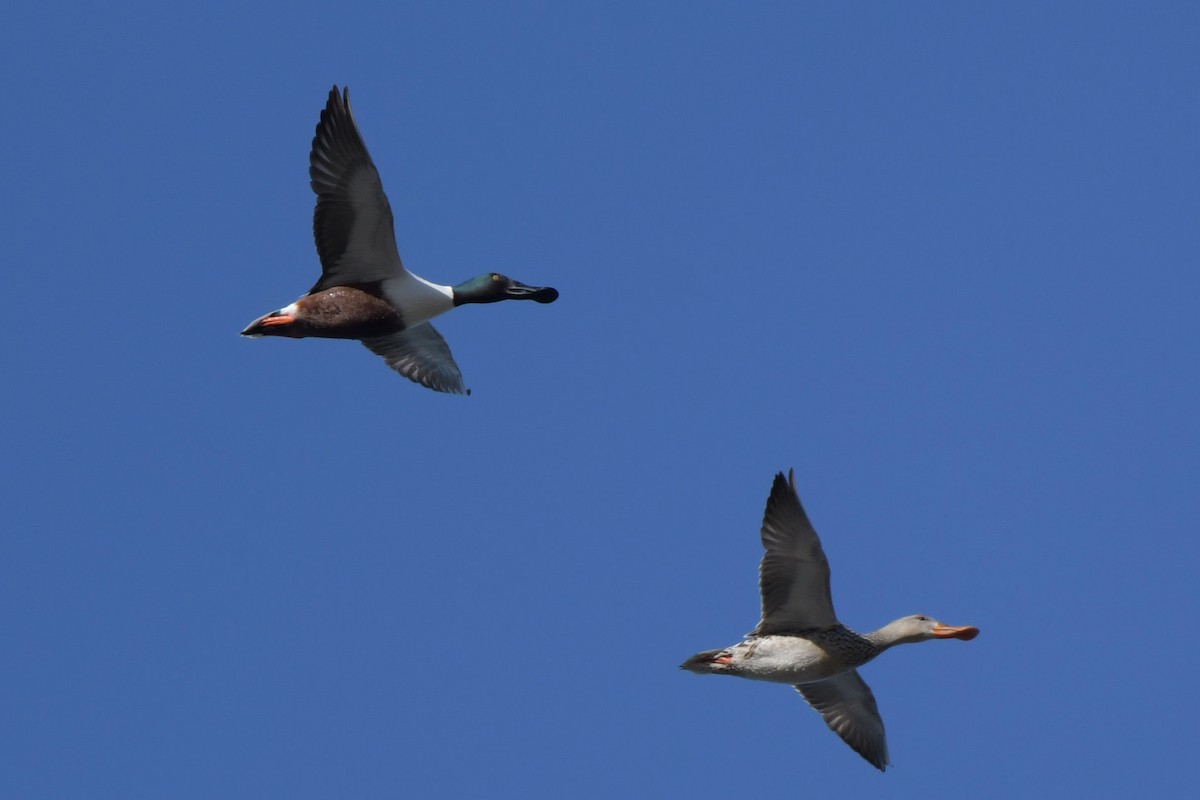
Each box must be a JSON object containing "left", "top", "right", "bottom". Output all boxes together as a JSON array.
[
  {"left": 309, "top": 86, "right": 406, "bottom": 293},
  {"left": 361, "top": 323, "right": 469, "bottom": 395},
  {"left": 795, "top": 670, "right": 889, "bottom": 771},
  {"left": 751, "top": 469, "right": 838, "bottom": 636}
]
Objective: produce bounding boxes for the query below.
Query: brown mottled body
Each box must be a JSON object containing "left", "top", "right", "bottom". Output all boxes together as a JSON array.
[{"left": 245, "top": 286, "right": 404, "bottom": 340}]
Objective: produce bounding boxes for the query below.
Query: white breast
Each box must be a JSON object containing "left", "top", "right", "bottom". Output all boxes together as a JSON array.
[
  {"left": 736, "top": 636, "right": 847, "bottom": 685},
  {"left": 380, "top": 272, "right": 454, "bottom": 327}
]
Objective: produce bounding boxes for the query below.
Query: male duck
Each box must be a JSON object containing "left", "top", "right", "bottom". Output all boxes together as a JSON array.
[
  {"left": 681, "top": 470, "right": 979, "bottom": 771},
  {"left": 242, "top": 86, "right": 559, "bottom": 395}
]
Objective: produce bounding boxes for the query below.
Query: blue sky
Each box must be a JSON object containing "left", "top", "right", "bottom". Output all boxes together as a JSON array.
[{"left": 3, "top": 2, "right": 1199, "bottom": 797}]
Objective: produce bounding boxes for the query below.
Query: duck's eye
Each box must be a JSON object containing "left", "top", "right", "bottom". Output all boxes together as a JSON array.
[{"left": 491, "top": 273, "right": 501, "bottom": 281}]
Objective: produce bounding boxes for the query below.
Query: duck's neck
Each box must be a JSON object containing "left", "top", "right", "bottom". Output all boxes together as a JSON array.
[
  {"left": 862, "top": 619, "right": 927, "bottom": 651},
  {"left": 861, "top": 627, "right": 901, "bottom": 654},
  {"left": 814, "top": 625, "right": 887, "bottom": 668}
]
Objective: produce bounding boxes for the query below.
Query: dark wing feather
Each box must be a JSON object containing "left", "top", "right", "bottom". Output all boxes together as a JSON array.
[
  {"left": 751, "top": 469, "right": 838, "bottom": 636},
  {"left": 361, "top": 323, "right": 469, "bottom": 395},
  {"left": 796, "top": 671, "right": 889, "bottom": 771},
  {"left": 308, "top": 86, "right": 406, "bottom": 293}
]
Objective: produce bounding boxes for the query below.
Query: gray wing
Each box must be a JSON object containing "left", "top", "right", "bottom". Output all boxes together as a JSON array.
[
  {"left": 361, "top": 323, "right": 469, "bottom": 395},
  {"left": 308, "top": 86, "right": 406, "bottom": 293},
  {"left": 750, "top": 469, "right": 838, "bottom": 636},
  {"left": 796, "top": 670, "right": 889, "bottom": 771}
]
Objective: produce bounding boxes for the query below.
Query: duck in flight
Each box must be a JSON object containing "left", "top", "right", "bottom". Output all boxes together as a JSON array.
[
  {"left": 242, "top": 86, "right": 559, "bottom": 394},
  {"left": 681, "top": 470, "right": 979, "bottom": 771}
]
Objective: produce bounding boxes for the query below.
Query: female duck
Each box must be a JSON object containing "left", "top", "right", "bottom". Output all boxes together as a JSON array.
[{"left": 682, "top": 470, "right": 979, "bottom": 771}]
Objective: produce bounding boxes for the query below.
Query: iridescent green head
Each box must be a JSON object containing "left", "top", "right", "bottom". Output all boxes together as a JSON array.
[{"left": 451, "top": 273, "right": 559, "bottom": 306}]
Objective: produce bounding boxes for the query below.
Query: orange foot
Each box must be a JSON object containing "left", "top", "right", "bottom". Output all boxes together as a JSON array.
[{"left": 260, "top": 314, "right": 295, "bottom": 327}]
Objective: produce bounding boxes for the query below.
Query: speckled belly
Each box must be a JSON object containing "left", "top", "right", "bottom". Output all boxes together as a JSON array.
[{"left": 736, "top": 636, "right": 858, "bottom": 685}]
